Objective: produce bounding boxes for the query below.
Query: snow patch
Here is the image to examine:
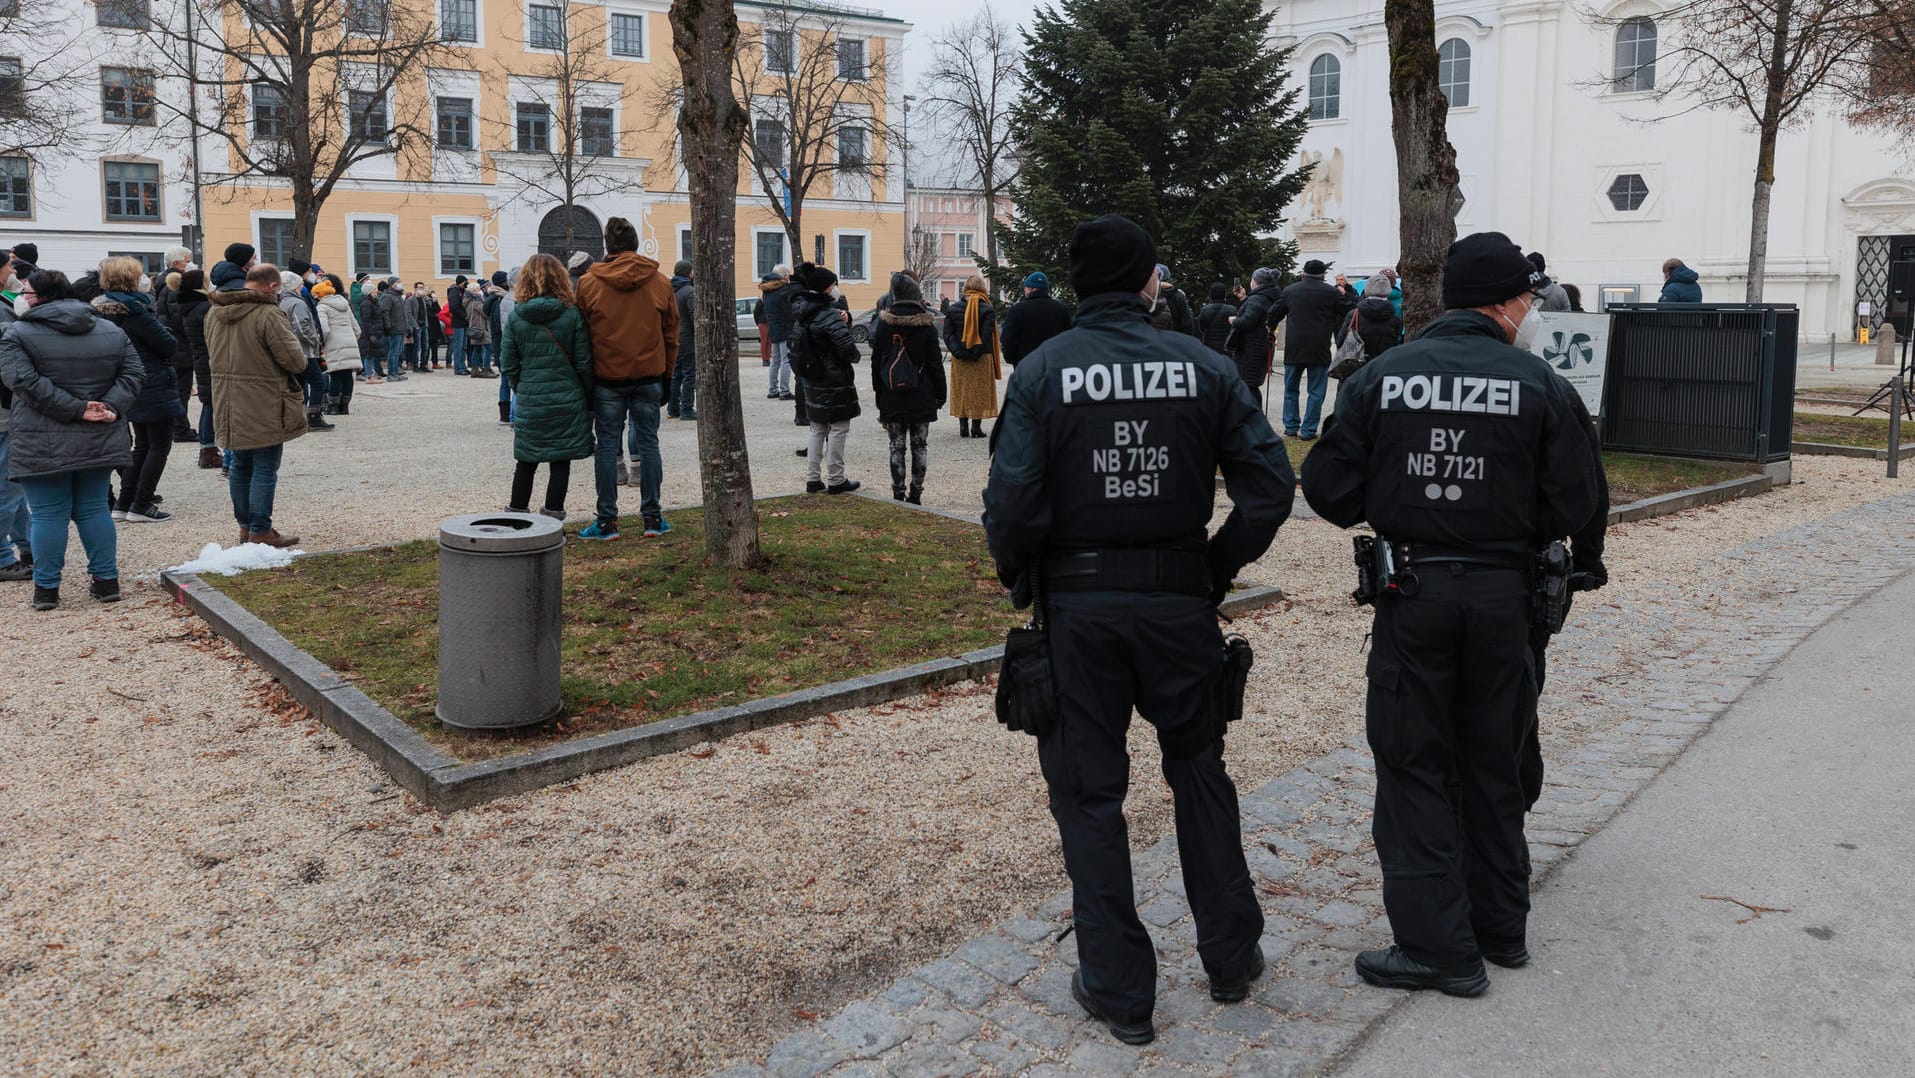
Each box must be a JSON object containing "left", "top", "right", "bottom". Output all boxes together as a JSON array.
[{"left": 168, "top": 542, "right": 306, "bottom": 577}]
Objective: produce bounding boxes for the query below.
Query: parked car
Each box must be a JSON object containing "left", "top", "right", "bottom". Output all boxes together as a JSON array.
[
  {"left": 734, "top": 297, "right": 758, "bottom": 338},
  {"left": 854, "top": 306, "right": 945, "bottom": 346}
]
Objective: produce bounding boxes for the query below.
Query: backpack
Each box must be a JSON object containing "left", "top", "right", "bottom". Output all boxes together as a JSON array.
[
  {"left": 1149, "top": 293, "right": 1174, "bottom": 330},
  {"left": 882, "top": 333, "right": 920, "bottom": 395}
]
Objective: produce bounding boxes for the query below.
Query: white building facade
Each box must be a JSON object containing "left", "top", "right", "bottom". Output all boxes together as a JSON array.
[{"left": 1270, "top": 0, "right": 1915, "bottom": 339}]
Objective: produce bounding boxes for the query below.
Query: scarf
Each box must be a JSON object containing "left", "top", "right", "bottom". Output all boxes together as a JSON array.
[{"left": 961, "top": 289, "right": 989, "bottom": 350}]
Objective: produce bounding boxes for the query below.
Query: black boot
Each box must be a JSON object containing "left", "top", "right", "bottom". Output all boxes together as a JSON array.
[
  {"left": 959, "top": 418, "right": 972, "bottom": 437},
  {"left": 499, "top": 401, "right": 513, "bottom": 425},
  {"left": 307, "top": 409, "right": 336, "bottom": 432},
  {"left": 338, "top": 396, "right": 350, "bottom": 415},
  {"left": 973, "top": 421, "right": 989, "bottom": 439}
]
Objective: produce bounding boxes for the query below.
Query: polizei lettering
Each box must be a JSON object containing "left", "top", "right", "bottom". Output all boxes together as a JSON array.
[
  {"left": 1378, "top": 374, "right": 1521, "bottom": 416},
  {"left": 1060, "top": 361, "right": 1199, "bottom": 405}
]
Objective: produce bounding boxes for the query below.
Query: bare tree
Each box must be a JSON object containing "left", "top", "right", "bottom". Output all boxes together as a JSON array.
[
  {"left": 140, "top": 0, "right": 447, "bottom": 258},
  {"left": 673, "top": 0, "right": 762, "bottom": 569},
  {"left": 905, "top": 223, "right": 939, "bottom": 283},
  {"left": 1844, "top": 1, "right": 1915, "bottom": 141},
  {"left": 486, "top": 3, "right": 647, "bottom": 254},
  {"left": 1586, "top": 0, "right": 1877, "bottom": 301},
  {"left": 1385, "top": 0, "right": 1459, "bottom": 332},
  {"left": 735, "top": 4, "right": 895, "bottom": 260},
  {"left": 0, "top": 0, "right": 106, "bottom": 162},
  {"left": 917, "top": 7, "right": 1020, "bottom": 268}
]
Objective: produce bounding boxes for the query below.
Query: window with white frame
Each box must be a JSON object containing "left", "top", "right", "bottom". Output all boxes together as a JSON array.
[
  {"left": 440, "top": 0, "right": 477, "bottom": 43},
  {"left": 754, "top": 230, "right": 785, "bottom": 279},
  {"left": 836, "top": 233, "right": 866, "bottom": 282},
  {"left": 754, "top": 115, "right": 786, "bottom": 169},
  {"left": 345, "top": 0, "right": 388, "bottom": 36},
  {"left": 837, "top": 125, "right": 867, "bottom": 171},
  {"left": 349, "top": 89, "right": 389, "bottom": 143},
  {"left": 439, "top": 222, "right": 476, "bottom": 275},
  {"left": 252, "top": 82, "right": 288, "bottom": 140},
  {"left": 0, "top": 156, "right": 29, "bottom": 217},
  {"left": 527, "top": 3, "right": 564, "bottom": 49},
  {"left": 109, "top": 250, "right": 163, "bottom": 275},
  {"left": 1308, "top": 54, "right": 1340, "bottom": 121},
  {"left": 579, "top": 106, "right": 615, "bottom": 156},
  {"left": 678, "top": 225, "right": 693, "bottom": 264},
  {"left": 516, "top": 102, "right": 550, "bottom": 152},
  {"left": 352, "top": 220, "right": 393, "bottom": 274},
  {"left": 257, "top": 217, "right": 296, "bottom": 268},
  {"left": 1606, "top": 173, "right": 1650, "bottom": 212},
  {"left": 97, "top": 0, "right": 148, "bottom": 29},
  {"left": 609, "top": 12, "right": 645, "bottom": 58},
  {"left": 102, "top": 160, "right": 160, "bottom": 221},
  {"left": 764, "top": 27, "right": 796, "bottom": 74},
  {"left": 1613, "top": 17, "right": 1657, "bottom": 93},
  {"left": 1438, "top": 38, "right": 1470, "bottom": 108},
  {"left": 436, "top": 96, "right": 474, "bottom": 149},
  {"left": 837, "top": 38, "right": 865, "bottom": 81},
  {"left": 955, "top": 232, "right": 974, "bottom": 259}
]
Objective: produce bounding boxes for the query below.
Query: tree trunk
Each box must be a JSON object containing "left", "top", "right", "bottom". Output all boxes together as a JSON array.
[
  {"left": 1746, "top": 0, "right": 1794, "bottom": 304},
  {"left": 292, "top": 182, "right": 320, "bottom": 263},
  {"left": 982, "top": 163, "right": 998, "bottom": 268},
  {"left": 1384, "top": 0, "right": 1460, "bottom": 334},
  {"left": 673, "top": 0, "right": 762, "bottom": 569}
]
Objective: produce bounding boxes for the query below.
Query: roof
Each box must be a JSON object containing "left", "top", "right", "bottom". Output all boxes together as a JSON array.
[{"left": 736, "top": 0, "right": 910, "bottom": 28}]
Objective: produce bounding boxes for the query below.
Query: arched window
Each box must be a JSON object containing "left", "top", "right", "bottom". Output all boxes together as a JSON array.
[
  {"left": 1308, "top": 54, "right": 1341, "bottom": 121},
  {"left": 1438, "top": 38, "right": 1471, "bottom": 108},
  {"left": 1614, "top": 16, "right": 1657, "bottom": 93}
]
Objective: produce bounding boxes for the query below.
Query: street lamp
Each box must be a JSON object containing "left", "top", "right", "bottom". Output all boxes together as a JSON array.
[{"left": 901, "top": 94, "right": 915, "bottom": 266}]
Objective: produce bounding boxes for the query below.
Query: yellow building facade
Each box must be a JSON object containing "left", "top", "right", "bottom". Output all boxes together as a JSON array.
[{"left": 198, "top": 0, "right": 909, "bottom": 311}]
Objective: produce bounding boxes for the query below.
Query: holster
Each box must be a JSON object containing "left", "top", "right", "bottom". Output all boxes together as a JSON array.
[
  {"left": 1214, "top": 633, "right": 1254, "bottom": 728},
  {"left": 1533, "top": 541, "right": 1572, "bottom": 637},
  {"left": 995, "top": 571, "right": 1059, "bottom": 738}
]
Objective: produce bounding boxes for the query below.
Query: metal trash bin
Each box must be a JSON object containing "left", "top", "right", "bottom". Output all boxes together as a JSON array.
[{"left": 436, "top": 512, "right": 565, "bottom": 730}]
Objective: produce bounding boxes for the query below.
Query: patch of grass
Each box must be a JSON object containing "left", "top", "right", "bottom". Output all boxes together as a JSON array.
[
  {"left": 1792, "top": 411, "right": 1893, "bottom": 449},
  {"left": 218, "top": 496, "right": 1015, "bottom": 760},
  {"left": 1284, "top": 436, "right": 1314, "bottom": 474},
  {"left": 1602, "top": 452, "right": 1760, "bottom": 506}
]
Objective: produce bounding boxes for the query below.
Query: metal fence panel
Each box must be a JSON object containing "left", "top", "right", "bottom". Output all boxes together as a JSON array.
[{"left": 1600, "top": 304, "right": 1796, "bottom": 463}]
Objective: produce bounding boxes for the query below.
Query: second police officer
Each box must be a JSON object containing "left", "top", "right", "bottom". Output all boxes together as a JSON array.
[
  {"left": 1301, "top": 232, "right": 1607, "bottom": 996},
  {"left": 983, "top": 215, "right": 1296, "bottom": 1045}
]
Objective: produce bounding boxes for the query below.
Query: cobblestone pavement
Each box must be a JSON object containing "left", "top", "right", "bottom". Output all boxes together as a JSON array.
[{"left": 714, "top": 490, "right": 1915, "bottom": 1077}]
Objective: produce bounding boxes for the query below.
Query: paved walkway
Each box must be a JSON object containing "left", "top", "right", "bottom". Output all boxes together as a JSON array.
[
  {"left": 714, "top": 490, "right": 1915, "bottom": 1077},
  {"left": 1336, "top": 567, "right": 1915, "bottom": 1078}
]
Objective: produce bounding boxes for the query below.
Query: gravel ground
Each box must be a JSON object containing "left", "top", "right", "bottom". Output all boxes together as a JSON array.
[{"left": 3, "top": 361, "right": 1909, "bottom": 1075}]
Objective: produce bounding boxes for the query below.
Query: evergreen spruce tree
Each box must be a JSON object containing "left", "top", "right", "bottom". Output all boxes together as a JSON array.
[{"left": 999, "top": 0, "right": 1311, "bottom": 296}]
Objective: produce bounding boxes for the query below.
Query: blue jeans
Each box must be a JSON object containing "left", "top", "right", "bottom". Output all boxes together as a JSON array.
[
  {"left": 767, "top": 340, "right": 791, "bottom": 395},
  {"left": 0, "top": 431, "right": 31, "bottom": 564},
  {"left": 468, "top": 340, "right": 489, "bottom": 371},
  {"left": 499, "top": 368, "right": 515, "bottom": 410},
  {"left": 671, "top": 350, "right": 696, "bottom": 414},
  {"left": 450, "top": 327, "right": 468, "bottom": 373},
  {"left": 594, "top": 382, "right": 664, "bottom": 526},
  {"left": 229, "top": 444, "right": 285, "bottom": 534},
  {"left": 1282, "top": 364, "right": 1329, "bottom": 437},
  {"left": 384, "top": 337, "right": 406, "bottom": 377},
  {"left": 19, "top": 468, "right": 116, "bottom": 589}
]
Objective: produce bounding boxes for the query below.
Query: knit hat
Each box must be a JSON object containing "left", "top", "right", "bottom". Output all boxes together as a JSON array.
[
  {"left": 453, "top": 274, "right": 467, "bottom": 285},
  {"left": 9, "top": 241, "right": 36, "bottom": 266},
  {"left": 179, "top": 268, "right": 206, "bottom": 294},
  {"left": 567, "top": 252, "right": 594, "bottom": 272},
  {"left": 312, "top": 278, "right": 336, "bottom": 298},
  {"left": 1444, "top": 232, "right": 1549, "bottom": 309},
  {"left": 672, "top": 260, "right": 692, "bottom": 277},
  {"left": 490, "top": 270, "right": 509, "bottom": 287},
  {"left": 1208, "top": 282, "right": 1227, "bottom": 302},
  {"left": 224, "top": 242, "right": 256, "bottom": 266},
  {"left": 1067, "top": 214, "right": 1156, "bottom": 296},
  {"left": 1302, "top": 259, "right": 1329, "bottom": 277},
  {"left": 1023, "top": 271, "right": 1050, "bottom": 291},
  {"left": 280, "top": 271, "right": 303, "bottom": 292},
  {"left": 289, "top": 257, "right": 313, "bottom": 276},
  {"left": 356, "top": 271, "right": 370, "bottom": 282},
  {"left": 890, "top": 272, "right": 922, "bottom": 304},
  {"left": 1251, "top": 267, "right": 1277, "bottom": 288},
  {"left": 795, "top": 261, "right": 837, "bottom": 292}
]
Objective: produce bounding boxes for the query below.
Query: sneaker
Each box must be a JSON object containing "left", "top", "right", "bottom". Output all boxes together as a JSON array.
[
  {"left": 779, "top": 392, "right": 796, "bottom": 401},
  {"left": 0, "top": 562, "right": 31, "bottom": 582},
  {"left": 579, "top": 520, "right": 620, "bottom": 541},
  {"left": 124, "top": 504, "right": 172, "bottom": 523},
  {"left": 825, "top": 479, "right": 861, "bottom": 495},
  {"left": 767, "top": 391, "right": 781, "bottom": 399},
  {"left": 642, "top": 515, "right": 671, "bottom": 537},
  {"left": 680, "top": 410, "right": 698, "bottom": 421},
  {"left": 538, "top": 508, "right": 566, "bottom": 522},
  {"left": 89, "top": 576, "right": 122, "bottom": 603},
  {"left": 32, "top": 585, "right": 57, "bottom": 611},
  {"left": 110, "top": 506, "right": 127, "bottom": 522}
]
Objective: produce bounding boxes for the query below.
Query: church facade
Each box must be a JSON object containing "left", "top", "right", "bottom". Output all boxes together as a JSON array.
[{"left": 1269, "top": 0, "right": 1915, "bottom": 339}]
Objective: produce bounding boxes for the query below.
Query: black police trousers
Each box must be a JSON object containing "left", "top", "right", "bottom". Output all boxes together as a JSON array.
[
  {"left": 1037, "top": 590, "right": 1264, "bottom": 1025},
  {"left": 1366, "top": 564, "right": 1537, "bottom": 972}
]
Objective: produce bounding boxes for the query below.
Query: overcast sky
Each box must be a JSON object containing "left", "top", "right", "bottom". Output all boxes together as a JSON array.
[{"left": 879, "top": 0, "right": 1036, "bottom": 186}]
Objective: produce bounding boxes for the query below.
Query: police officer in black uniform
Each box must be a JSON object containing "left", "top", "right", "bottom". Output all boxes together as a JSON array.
[
  {"left": 1301, "top": 232, "right": 1606, "bottom": 996},
  {"left": 983, "top": 215, "right": 1295, "bottom": 1045}
]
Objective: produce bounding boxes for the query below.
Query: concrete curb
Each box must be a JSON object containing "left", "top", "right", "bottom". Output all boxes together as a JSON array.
[
  {"left": 1605, "top": 472, "right": 1773, "bottom": 524},
  {"left": 164, "top": 561, "right": 1286, "bottom": 813},
  {"left": 1792, "top": 439, "right": 1915, "bottom": 461}
]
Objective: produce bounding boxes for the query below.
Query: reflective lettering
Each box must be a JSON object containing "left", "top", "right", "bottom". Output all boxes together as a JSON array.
[
  {"left": 1061, "top": 367, "right": 1084, "bottom": 402},
  {"left": 1061, "top": 361, "right": 1201, "bottom": 404},
  {"left": 1378, "top": 374, "right": 1522, "bottom": 416}
]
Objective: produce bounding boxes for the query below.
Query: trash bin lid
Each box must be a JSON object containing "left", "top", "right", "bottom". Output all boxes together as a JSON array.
[{"left": 439, "top": 512, "right": 565, "bottom": 553}]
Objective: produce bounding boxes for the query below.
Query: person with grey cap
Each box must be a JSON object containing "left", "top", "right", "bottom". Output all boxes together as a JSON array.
[
  {"left": 667, "top": 259, "right": 697, "bottom": 420},
  {"left": 1222, "top": 266, "right": 1282, "bottom": 393},
  {"left": 984, "top": 213, "right": 1294, "bottom": 1046},
  {"left": 1301, "top": 231, "right": 1606, "bottom": 998},
  {"left": 375, "top": 279, "right": 409, "bottom": 383},
  {"left": 1264, "top": 258, "right": 1356, "bottom": 439}
]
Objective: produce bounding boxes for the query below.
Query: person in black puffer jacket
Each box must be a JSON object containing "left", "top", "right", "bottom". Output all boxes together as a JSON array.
[
  {"left": 90, "top": 257, "right": 180, "bottom": 521},
  {"left": 1354, "top": 295, "right": 1403, "bottom": 365},
  {"left": 176, "top": 271, "right": 218, "bottom": 469},
  {"left": 869, "top": 273, "right": 946, "bottom": 504},
  {"left": 1196, "top": 281, "right": 1237, "bottom": 355},
  {"left": 790, "top": 261, "right": 861, "bottom": 494},
  {"left": 1224, "top": 267, "right": 1282, "bottom": 393}
]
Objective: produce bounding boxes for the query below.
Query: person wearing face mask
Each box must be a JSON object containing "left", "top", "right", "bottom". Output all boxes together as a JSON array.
[
  {"left": 983, "top": 214, "right": 1295, "bottom": 1046},
  {"left": 1301, "top": 231, "right": 1607, "bottom": 999}
]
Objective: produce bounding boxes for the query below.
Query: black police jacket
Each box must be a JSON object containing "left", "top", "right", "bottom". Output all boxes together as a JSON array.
[
  {"left": 1300, "top": 310, "right": 1605, "bottom": 560},
  {"left": 983, "top": 293, "right": 1296, "bottom": 598}
]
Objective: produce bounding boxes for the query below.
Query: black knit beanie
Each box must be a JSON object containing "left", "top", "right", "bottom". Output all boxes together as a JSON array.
[
  {"left": 1443, "top": 232, "right": 1547, "bottom": 309},
  {"left": 1067, "top": 214, "right": 1156, "bottom": 296},
  {"left": 224, "top": 242, "right": 256, "bottom": 266},
  {"left": 796, "top": 261, "right": 837, "bottom": 292}
]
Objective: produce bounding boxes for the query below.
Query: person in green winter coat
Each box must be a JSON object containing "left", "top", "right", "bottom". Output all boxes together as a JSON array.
[{"left": 499, "top": 253, "right": 594, "bottom": 518}]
